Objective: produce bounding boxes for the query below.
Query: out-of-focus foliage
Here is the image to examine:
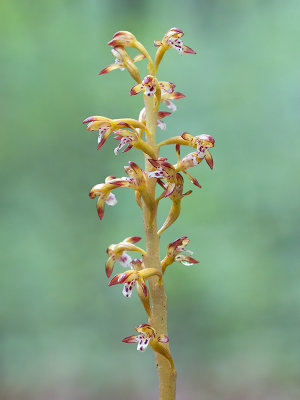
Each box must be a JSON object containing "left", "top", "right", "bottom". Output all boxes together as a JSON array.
[{"left": 1, "top": 0, "right": 299, "bottom": 399}]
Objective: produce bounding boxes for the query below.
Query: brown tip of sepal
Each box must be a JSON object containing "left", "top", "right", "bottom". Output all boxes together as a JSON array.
[
  {"left": 158, "top": 111, "right": 171, "bottom": 119},
  {"left": 108, "top": 274, "right": 120, "bottom": 286},
  {"left": 98, "top": 67, "right": 109, "bottom": 75}
]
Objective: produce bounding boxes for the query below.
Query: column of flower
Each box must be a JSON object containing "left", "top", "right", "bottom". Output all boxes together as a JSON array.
[{"left": 84, "top": 28, "right": 215, "bottom": 400}]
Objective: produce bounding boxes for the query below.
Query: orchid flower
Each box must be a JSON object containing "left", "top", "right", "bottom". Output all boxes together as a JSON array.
[
  {"left": 89, "top": 162, "right": 148, "bottom": 221},
  {"left": 99, "top": 46, "right": 144, "bottom": 83},
  {"left": 105, "top": 237, "right": 146, "bottom": 278},
  {"left": 161, "top": 236, "right": 199, "bottom": 273},
  {"left": 154, "top": 28, "right": 196, "bottom": 73},
  {"left": 130, "top": 75, "right": 175, "bottom": 98},
  {"left": 154, "top": 27, "right": 196, "bottom": 56},
  {"left": 108, "top": 267, "right": 161, "bottom": 303},
  {"left": 181, "top": 132, "right": 215, "bottom": 169},
  {"left": 122, "top": 324, "right": 174, "bottom": 369},
  {"left": 83, "top": 116, "right": 148, "bottom": 150},
  {"left": 113, "top": 125, "right": 156, "bottom": 158},
  {"left": 148, "top": 152, "right": 202, "bottom": 197},
  {"left": 148, "top": 159, "right": 177, "bottom": 197},
  {"left": 89, "top": 176, "right": 123, "bottom": 220},
  {"left": 108, "top": 31, "right": 155, "bottom": 74},
  {"left": 158, "top": 132, "right": 215, "bottom": 163},
  {"left": 112, "top": 161, "right": 151, "bottom": 209}
]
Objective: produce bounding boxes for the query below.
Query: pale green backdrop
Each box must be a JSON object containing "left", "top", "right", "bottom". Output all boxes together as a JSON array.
[{"left": 1, "top": 0, "right": 299, "bottom": 399}]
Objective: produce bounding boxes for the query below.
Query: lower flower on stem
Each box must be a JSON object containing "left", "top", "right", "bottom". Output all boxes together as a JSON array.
[{"left": 122, "top": 324, "right": 174, "bottom": 370}]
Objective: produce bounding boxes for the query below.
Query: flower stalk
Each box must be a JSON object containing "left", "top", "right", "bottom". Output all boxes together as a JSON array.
[{"left": 84, "top": 28, "right": 214, "bottom": 400}]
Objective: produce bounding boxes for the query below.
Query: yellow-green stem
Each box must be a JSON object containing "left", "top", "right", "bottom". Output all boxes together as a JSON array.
[{"left": 142, "top": 94, "right": 177, "bottom": 400}]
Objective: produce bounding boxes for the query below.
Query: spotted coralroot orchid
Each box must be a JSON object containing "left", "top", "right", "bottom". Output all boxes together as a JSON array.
[
  {"left": 130, "top": 75, "right": 175, "bottom": 99},
  {"left": 181, "top": 132, "right": 215, "bottom": 169},
  {"left": 89, "top": 176, "right": 121, "bottom": 220},
  {"left": 84, "top": 28, "right": 215, "bottom": 400},
  {"left": 161, "top": 236, "right": 199, "bottom": 273},
  {"left": 105, "top": 236, "right": 146, "bottom": 278},
  {"left": 123, "top": 324, "right": 174, "bottom": 370},
  {"left": 108, "top": 267, "right": 162, "bottom": 317},
  {"left": 113, "top": 126, "right": 156, "bottom": 158},
  {"left": 154, "top": 28, "right": 196, "bottom": 73},
  {"left": 83, "top": 116, "right": 148, "bottom": 150}
]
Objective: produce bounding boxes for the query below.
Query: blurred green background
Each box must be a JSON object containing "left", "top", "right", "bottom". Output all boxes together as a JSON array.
[{"left": 1, "top": 0, "right": 299, "bottom": 399}]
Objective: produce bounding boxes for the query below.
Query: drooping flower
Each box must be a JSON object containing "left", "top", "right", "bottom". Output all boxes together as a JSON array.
[
  {"left": 108, "top": 267, "right": 161, "bottom": 299},
  {"left": 99, "top": 46, "right": 144, "bottom": 82},
  {"left": 161, "top": 236, "right": 199, "bottom": 273},
  {"left": 107, "top": 31, "right": 137, "bottom": 48},
  {"left": 89, "top": 161, "right": 149, "bottom": 222},
  {"left": 89, "top": 176, "right": 122, "bottom": 220},
  {"left": 130, "top": 75, "right": 175, "bottom": 97},
  {"left": 105, "top": 237, "right": 146, "bottom": 278},
  {"left": 83, "top": 116, "right": 148, "bottom": 150}
]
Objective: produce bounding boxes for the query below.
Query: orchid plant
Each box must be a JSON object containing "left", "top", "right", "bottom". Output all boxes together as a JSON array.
[{"left": 84, "top": 28, "right": 215, "bottom": 400}]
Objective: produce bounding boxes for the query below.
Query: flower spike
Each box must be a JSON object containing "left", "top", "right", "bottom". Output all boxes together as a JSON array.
[
  {"left": 84, "top": 29, "right": 216, "bottom": 396},
  {"left": 105, "top": 236, "right": 146, "bottom": 278},
  {"left": 89, "top": 176, "right": 121, "bottom": 220},
  {"left": 161, "top": 236, "right": 199, "bottom": 273}
]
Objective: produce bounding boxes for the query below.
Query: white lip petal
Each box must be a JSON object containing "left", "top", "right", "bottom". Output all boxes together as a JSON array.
[
  {"left": 180, "top": 260, "right": 195, "bottom": 266},
  {"left": 105, "top": 193, "right": 117, "bottom": 206},
  {"left": 119, "top": 252, "right": 132, "bottom": 268},
  {"left": 157, "top": 120, "right": 166, "bottom": 130},
  {"left": 165, "top": 100, "right": 177, "bottom": 112}
]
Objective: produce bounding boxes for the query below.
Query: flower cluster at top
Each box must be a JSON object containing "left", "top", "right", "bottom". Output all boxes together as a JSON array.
[{"left": 84, "top": 28, "right": 215, "bottom": 368}]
